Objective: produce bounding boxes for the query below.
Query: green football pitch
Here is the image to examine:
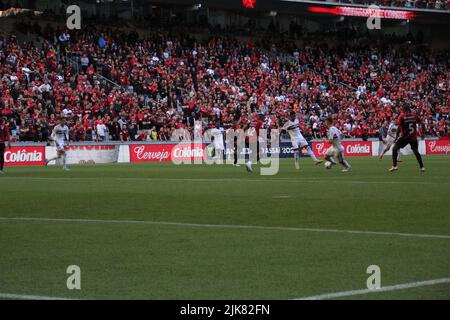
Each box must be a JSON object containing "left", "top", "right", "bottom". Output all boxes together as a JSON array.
[{"left": 0, "top": 156, "right": 449, "bottom": 300}]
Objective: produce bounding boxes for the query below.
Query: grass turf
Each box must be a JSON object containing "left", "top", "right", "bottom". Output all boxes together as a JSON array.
[{"left": 0, "top": 156, "right": 449, "bottom": 299}]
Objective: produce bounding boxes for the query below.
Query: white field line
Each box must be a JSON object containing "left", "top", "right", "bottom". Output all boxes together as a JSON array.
[
  {"left": 0, "top": 216, "right": 449, "bottom": 240},
  {"left": 0, "top": 176, "right": 449, "bottom": 185},
  {"left": 0, "top": 293, "right": 73, "bottom": 300},
  {"left": 294, "top": 278, "right": 450, "bottom": 300},
  {"left": 2, "top": 278, "right": 448, "bottom": 300}
]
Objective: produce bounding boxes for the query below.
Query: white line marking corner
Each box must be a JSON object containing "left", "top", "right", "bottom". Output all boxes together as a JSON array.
[
  {"left": 0, "top": 292, "right": 73, "bottom": 300},
  {"left": 294, "top": 278, "right": 450, "bottom": 300}
]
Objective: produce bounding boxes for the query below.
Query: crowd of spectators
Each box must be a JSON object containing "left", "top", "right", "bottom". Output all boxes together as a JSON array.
[
  {"left": 0, "top": 24, "right": 448, "bottom": 143},
  {"left": 332, "top": 0, "right": 448, "bottom": 10}
]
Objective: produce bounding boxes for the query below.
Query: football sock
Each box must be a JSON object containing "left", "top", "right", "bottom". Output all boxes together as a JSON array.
[
  {"left": 393, "top": 149, "right": 398, "bottom": 167},
  {"left": 326, "top": 156, "right": 337, "bottom": 165},
  {"left": 343, "top": 160, "right": 351, "bottom": 168},
  {"left": 413, "top": 150, "right": 424, "bottom": 168},
  {"left": 306, "top": 147, "right": 318, "bottom": 161}
]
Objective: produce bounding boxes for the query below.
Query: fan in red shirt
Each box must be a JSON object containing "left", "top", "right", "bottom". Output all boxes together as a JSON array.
[
  {"left": 390, "top": 103, "right": 425, "bottom": 173},
  {"left": 0, "top": 118, "right": 11, "bottom": 173}
]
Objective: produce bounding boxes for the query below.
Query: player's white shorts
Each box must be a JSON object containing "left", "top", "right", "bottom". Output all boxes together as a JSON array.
[
  {"left": 336, "top": 143, "right": 345, "bottom": 154},
  {"left": 291, "top": 137, "right": 308, "bottom": 149},
  {"left": 56, "top": 140, "right": 66, "bottom": 152},
  {"left": 214, "top": 141, "right": 224, "bottom": 151},
  {"left": 325, "top": 146, "right": 337, "bottom": 157},
  {"left": 326, "top": 144, "right": 344, "bottom": 157},
  {"left": 385, "top": 136, "right": 395, "bottom": 148}
]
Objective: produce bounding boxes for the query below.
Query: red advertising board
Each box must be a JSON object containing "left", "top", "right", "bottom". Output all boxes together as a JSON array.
[
  {"left": 312, "top": 141, "right": 372, "bottom": 157},
  {"left": 130, "top": 143, "right": 205, "bottom": 163},
  {"left": 4, "top": 146, "right": 46, "bottom": 166},
  {"left": 308, "top": 6, "right": 416, "bottom": 20},
  {"left": 66, "top": 145, "right": 116, "bottom": 151},
  {"left": 426, "top": 139, "right": 450, "bottom": 155}
]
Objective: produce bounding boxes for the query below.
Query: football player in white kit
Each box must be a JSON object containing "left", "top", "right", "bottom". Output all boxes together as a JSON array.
[
  {"left": 282, "top": 112, "right": 322, "bottom": 169},
  {"left": 379, "top": 119, "right": 401, "bottom": 161},
  {"left": 324, "top": 117, "right": 351, "bottom": 172},
  {"left": 210, "top": 123, "right": 225, "bottom": 161},
  {"left": 46, "top": 117, "right": 70, "bottom": 171}
]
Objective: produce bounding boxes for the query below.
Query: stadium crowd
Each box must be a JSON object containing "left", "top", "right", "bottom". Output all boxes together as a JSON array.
[{"left": 0, "top": 24, "right": 449, "bottom": 143}]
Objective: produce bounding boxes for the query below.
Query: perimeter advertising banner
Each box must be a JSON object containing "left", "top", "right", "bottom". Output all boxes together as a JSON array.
[
  {"left": 4, "top": 146, "right": 46, "bottom": 166},
  {"left": 425, "top": 139, "right": 450, "bottom": 155},
  {"left": 129, "top": 143, "right": 206, "bottom": 163},
  {"left": 64, "top": 145, "right": 120, "bottom": 164},
  {"left": 223, "top": 142, "right": 309, "bottom": 160},
  {"left": 3, "top": 139, "right": 446, "bottom": 166},
  {"left": 312, "top": 141, "right": 373, "bottom": 157}
]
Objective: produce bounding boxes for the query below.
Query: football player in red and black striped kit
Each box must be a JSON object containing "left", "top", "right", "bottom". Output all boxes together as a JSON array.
[
  {"left": 243, "top": 113, "right": 264, "bottom": 173},
  {"left": 0, "top": 118, "right": 11, "bottom": 174},
  {"left": 390, "top": 103, "right": 425, "bottom": 173}
]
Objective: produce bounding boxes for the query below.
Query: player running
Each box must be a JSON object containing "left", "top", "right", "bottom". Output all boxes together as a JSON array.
[
  {"left": 0, "top": 117, "right": 11, "bottom": 174},
  {"left": 46, "top": 117, "right": 70, "bottom": 171},
  {"left": 324, "top": 117, "right": 352, "bottom": 172},
  {"left": 389, "top": 103, "right": 425, "bottom": 173},
  {"left": 282, "top": 111, "right": 322, "bottom": 169},
  {"left": 379, "top": 119, "right": 402, "bottom": 162}
]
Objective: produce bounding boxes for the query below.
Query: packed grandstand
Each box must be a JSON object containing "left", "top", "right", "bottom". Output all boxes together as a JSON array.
[{"left": 0, "top": 2, "right": 448, "bottom": 144}]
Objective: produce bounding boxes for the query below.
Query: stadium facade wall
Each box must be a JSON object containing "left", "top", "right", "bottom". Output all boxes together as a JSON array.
[{"left": 4, "top": 139, "right": 447, "bottom": 167}]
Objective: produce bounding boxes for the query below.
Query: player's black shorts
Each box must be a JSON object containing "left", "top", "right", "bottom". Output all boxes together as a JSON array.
[
  {"left": 0, "top": 143, "right": 5, "bottom": 154},
  {"left": 396, "top": 137, "right": 418, "bottom": 150}
]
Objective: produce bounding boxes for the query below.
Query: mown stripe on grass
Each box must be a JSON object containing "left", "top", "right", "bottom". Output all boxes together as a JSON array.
[
  {"left": 1, "top": 176, "right": 450, "bottom": 185},
  {"left": 1, "top": 216, "right": 449, "bottom": 240}
]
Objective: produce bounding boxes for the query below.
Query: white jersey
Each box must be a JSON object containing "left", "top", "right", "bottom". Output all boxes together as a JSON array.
[
  {"left": 52, "top": 124, "right": 69, "bottom": 149},
  {"left": 283, "top": 118, "right": 308, "bottom": 149},
  {"left": 384, "top": 122, "right": 398, "bottom": 146},
  {"left": 387, "top": 122, "right": 398, "bottom": 140},
  {"left": 327, "top": 126, "right": 344, "bottom": 153},
  {"left": 211, "top": 128, "right": 224, "bottom": 150},
  {"left": 283, "top": 118, "right": 303, "bottom": 140},
  {"left": 97, "top": 123, "right": 107, "bottom": 137}
]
